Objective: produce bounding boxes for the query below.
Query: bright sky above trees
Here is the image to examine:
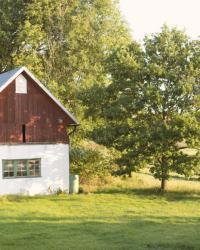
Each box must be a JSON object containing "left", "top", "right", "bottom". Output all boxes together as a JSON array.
[{"left": 119, "top": 0, "right": 200, "bottom": 41}]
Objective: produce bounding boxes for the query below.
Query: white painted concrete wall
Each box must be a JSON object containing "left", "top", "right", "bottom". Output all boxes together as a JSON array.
[{"left": 0, "top": 144, "right": 69, "bottom": 195}]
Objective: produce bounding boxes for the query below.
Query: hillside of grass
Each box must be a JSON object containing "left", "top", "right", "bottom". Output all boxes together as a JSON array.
[
  {"left": 0, "top": 174, "right": 200, "bottom": 250},
  {"left": 82, "top": 172, "right": 200, "bottom": 194}
]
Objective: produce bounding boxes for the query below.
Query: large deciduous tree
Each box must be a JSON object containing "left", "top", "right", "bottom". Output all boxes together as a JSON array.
[
  {"left": 83, "top": 26, "right": 200, "bottom": 190},
  {"left": 141, "top": 26, "right": 200, "bottom": 190}
]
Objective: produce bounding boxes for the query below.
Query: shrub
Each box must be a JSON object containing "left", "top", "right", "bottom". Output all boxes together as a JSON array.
[{"left": 70, "top": 140, "right": 119, "bottom": 184}]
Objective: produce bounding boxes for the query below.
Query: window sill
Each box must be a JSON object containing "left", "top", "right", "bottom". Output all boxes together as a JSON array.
[{"left": 3, "top": 176, "right": 42, "bottom": 179}]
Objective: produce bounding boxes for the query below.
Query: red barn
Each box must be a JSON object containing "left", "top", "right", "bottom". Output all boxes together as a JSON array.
[{"left": 0, "top": 66, "right": 78, "bottom": 195}]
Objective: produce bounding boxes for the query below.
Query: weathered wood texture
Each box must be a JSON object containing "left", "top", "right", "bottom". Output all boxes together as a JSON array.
[{"left": 0, "top": 72, "right": 73, "bottom": 144}]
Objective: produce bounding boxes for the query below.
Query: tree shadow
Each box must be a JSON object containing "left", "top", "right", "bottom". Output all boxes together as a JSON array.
[
  {"left": 138, "top": 171, "right": 200, "bottom": 183},
  {"left": 95, "top": 187, "right": 200, "bottom": 202},
  {"left": 0, "top": 194, "right": 52, "bottom": 203},
  {"left": 171, "top": 175, "right": 199, "bottom": 182},
  {"left": 0, "top": 215, "right": 199, "bottom": 250}
]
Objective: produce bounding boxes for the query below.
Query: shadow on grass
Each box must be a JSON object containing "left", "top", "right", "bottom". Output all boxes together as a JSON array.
[
  {"left": 139, "top": 171, "right": 200, "bottom": 182},
  {"left": 1, "top": 186, "right": 200, "bottom": 205},
  {"left": 94, "top": 187, "right": 200, "bottom": 202},
  {"left": 2, "top": 188, "right": 200, "bottom": 204},
  {"left": 171, "top": 175, "right": 200, "bottom": 182},
  {"left": 0, "top": 215, "right": 199, "bottom": 250},
  {"left": 0, "top": 194, "right": 61, "bottom": 203}
]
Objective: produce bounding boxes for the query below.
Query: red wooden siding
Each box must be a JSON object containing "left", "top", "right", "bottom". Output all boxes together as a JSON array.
[{"left": 0, "top": 72, "right": 73, "bottom": 144}]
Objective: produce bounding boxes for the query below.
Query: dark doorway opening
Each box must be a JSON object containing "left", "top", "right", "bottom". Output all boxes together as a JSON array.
[{"left": 22, "top": 124, "right": 26, "bottom": 143}]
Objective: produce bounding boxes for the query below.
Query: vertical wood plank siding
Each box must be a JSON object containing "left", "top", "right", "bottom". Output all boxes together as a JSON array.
[{"left": 0, "top": 72, "right": 72, "bottom": 144}]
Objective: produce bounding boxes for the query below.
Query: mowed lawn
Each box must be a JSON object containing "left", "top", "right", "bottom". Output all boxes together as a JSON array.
[{"left": 0, "top": 175, "right": 200, "bottom": 250}]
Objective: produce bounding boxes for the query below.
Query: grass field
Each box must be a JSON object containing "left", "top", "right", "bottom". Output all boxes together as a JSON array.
[{"left": 0, "top": 174, "right": 200, "bottom": 250}]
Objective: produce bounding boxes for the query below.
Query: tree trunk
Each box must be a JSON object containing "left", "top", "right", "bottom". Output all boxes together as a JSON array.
[
  {"left": 161, "top": 178, "right": 167, "bottom": 191},
  {"left": 128, "top": 171, "right": 132, "bottom": 178}
]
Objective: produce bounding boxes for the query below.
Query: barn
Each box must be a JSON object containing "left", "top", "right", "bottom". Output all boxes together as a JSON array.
[{"left": 0, "top": 66, "right": 78, "bottom": 195}]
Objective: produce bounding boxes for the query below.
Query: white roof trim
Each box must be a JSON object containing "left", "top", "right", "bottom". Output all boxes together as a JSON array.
[{"left": 0, "top": 66, "right": 78, "bottom": 125}]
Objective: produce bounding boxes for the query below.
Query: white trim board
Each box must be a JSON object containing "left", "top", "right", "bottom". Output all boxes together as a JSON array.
[{"left": 0, "top": 66, "right": 78, "bottom": 125}]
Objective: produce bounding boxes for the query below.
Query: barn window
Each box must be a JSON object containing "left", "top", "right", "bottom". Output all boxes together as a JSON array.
[
  {"left": 2, "top": 159, "right": 41, "bottom": 178},
  {"left": 15, "top": 74, "right": 27, "bottom": 94}
]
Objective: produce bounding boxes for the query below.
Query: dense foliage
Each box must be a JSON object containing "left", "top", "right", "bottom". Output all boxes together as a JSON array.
[
  {"left": 83, "top": 26, "right": 200, "bottom": 190},
  {"left": 70, "top": 140, "right": 119, "bottom": 183},
  {"left": 0, "top": 0, "right": 130, "bottom": 109}
]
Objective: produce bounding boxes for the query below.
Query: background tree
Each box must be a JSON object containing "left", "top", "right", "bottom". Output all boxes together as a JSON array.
[
  {"left": 0, "top": 0, "right": 28, "bottom": 70},
  {"left": 0, "top": 0, "right": 130, "bottom": 110}
]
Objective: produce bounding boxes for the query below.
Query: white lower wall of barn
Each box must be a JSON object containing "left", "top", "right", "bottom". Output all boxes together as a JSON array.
[{"left": 0, "top": 144, "right": 69, "bottom": 195}]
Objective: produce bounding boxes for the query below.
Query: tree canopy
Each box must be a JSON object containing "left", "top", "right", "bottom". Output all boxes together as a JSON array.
[
  {"left": 0, "top": 0, "right": 130, "bottom": 110},
  {"left": 83, "top": 26, "right": 200, "bottom": 190}
]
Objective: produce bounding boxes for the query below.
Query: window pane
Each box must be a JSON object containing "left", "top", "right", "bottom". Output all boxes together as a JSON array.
[
  {"left": 16, "top": 160, "right": 27, "bottom": 177},
  {"left": 3, "top": 159, "right": 41, "bottom": 178},
  {"left": 28, "top": 159, "right": 40, "bottom": 177},
  {"left": 3, "top": 161, "right": 14, "bottom": 178}
]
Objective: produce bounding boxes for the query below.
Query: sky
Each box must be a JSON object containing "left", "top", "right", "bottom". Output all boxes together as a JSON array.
[{"left": 119, "top": 0, "right": 200, "bottom": 42}]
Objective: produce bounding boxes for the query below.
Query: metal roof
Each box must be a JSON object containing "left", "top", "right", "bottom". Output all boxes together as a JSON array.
[
  {"left": 0, "top": 67, "right": 22, "bottom": 89},
  {"left": 0, "top": 67, "right": 78, "bottom": 125}
]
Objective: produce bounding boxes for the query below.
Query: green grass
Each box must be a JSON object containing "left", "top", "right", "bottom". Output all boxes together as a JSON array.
[{"left": 0, "top": 174, "right": 200, "bottom": 250}]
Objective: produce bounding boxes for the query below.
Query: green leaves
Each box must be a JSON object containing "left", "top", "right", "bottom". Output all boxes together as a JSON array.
[
  {"left": 0, "top": 0, "right": 131, "bottom": 110},
  {"left": 84, "top": 25, "right": 200, "bottom": 189},
  {"left": 70, "top": 140, "right": 119, "bottom": 183}
]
